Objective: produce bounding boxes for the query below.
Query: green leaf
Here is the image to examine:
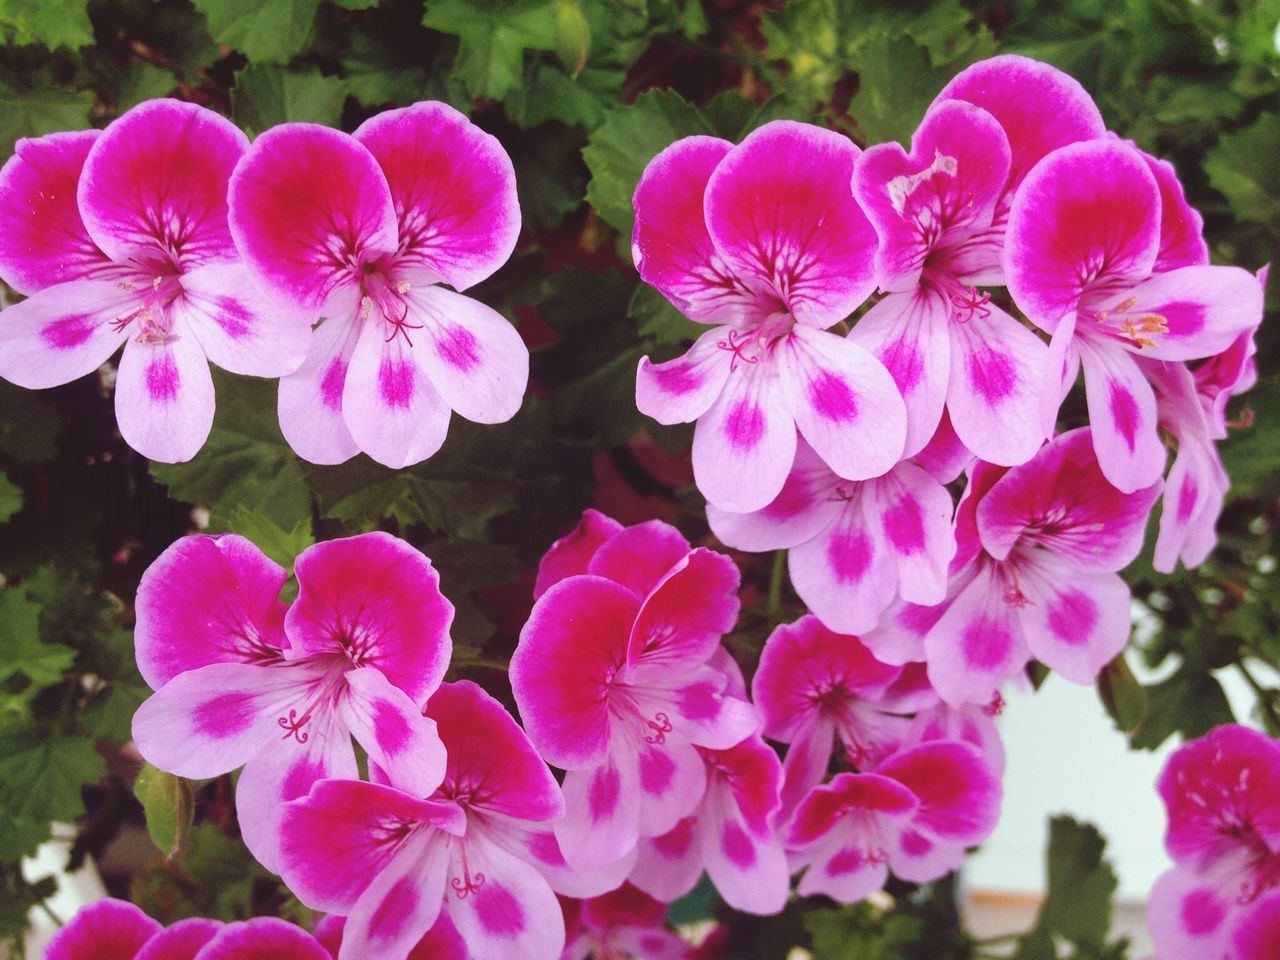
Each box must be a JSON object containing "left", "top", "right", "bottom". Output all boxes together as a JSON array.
[
  {"left": 1097, "top": 654, "right": 1147, "bottom": 734},
  {"left": 0, "top": 736, "right": 105, "bottom": 859},
  {"left": 629, "top": 283, "right": 700, "bottom": 346},
  {"left": 0, "top": 382, "right": 60, "bottom": 463},
  {"left": 233, "top": 64, "right": 349, "bottom": 135},
  {"left": 0, "top": 78, "right": 94, "bottom": 157},
  {"left": 0, "top": 473, "right": 20, "bottom": 523},
  {"left": 0, "top": 0, "right": 94, "bottom": 50},
  {"left": 192, "top": 0, "right": 321, "bottom": 64},
  {"left": 116, "top": 62, "right": 178, "bottom": 113},
  {"left": 134, "top": 764, "right": 195, "bottom": 859},
  {"left": 583, "top": 89, "right": 712, "bottom": 234},
  {"left": 221, "top": 506, "right": 314, "bottom": 572},
  {"left": 0, "top": 587, "right": 75, "bottom": 689},
  {"left": 423, "top": 0, "right": 558, "bottom": 101},
  {"left": 1131, "top": 666, "right": 1235, "bottom": 750},
  {"left": 1034, "top": 816, "right": 1119, "bottom": 948},
  {"left": 1205, "top": 113, "right": 1280, "bottom": 235}
]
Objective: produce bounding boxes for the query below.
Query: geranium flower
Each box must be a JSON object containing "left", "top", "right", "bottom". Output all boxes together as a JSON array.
[
  {"left": 632, "top": 121, "right": 906, "bottom": 512},
  {"left": 707, "top": 440, "right": 954, "bottom": 634},
  {"left": 228, "top": 101, "right": 526, "bottom": 468},
  {"left": 562, "top": 886, "right": 692, "bottom": 960},
  {"left": 511, "top": 516, "right": 757, "bottom": 870},
  {"left": 0, "top": 100, "right": 309, "bottom": 461},
  {"left": 279, "top": 681, "right": 566, "bottom": 960},
  {"left": 45, "top": 898, "right": 160, "bottom": 960},
  {"left": 1005, "top": 138, "right": 1263, "bottom": 492},
  {"left": 131, "top": 532, "right": 452, "bottom": 871}
]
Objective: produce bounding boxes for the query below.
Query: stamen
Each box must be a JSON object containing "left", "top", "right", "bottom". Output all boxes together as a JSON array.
[
  {"left": 716, "top": 328, "right": 761, "bottom": 372},
  {"left": 644, "top": 712, "right": 673, "bottom": 745},
  {"left": 277, "top": 708, "right": 311, "bottom": 743},
  {"left": 983, "top": 691, "right": 1006, "bottom": 717},
  {"left": 451, "top": 845, "right": 486, "bottom": 899},
  {"left": 950, "top": 286, "right": 991, "bottom": 324}
]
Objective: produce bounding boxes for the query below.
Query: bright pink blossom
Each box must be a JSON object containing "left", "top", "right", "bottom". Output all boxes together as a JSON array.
[
  {"left": 229, "top": 101, "right": 526, "bottom": 468},
  {"left": 562, "top": 886, "right": 692, "bottom": 960},
  {"left": 512, "top": 516, "right": 758, "bottom": 871},
  {"left": 865, "top": 429, "right": 1160, "bottom": 704},
  {"left": 0, "top": 100, "right": 309, "bottom": 462},
  {"left": 131, "top": 532, "right": 453, "bottom": 872},
  {"left": 708, "top": 439, "right": 954, "bottom": 634},
  {"left": 1005, "top": 139, "right": 1263, "bottom": 492},
  {"left": 632, "top": 121, "right": 906, "bottom": 512},
  {"left": 46, "top": 898, "right": 161, "bottom": 960}
]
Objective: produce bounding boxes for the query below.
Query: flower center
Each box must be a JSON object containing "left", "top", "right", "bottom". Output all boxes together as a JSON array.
[
  {"left": 359, "top": 271, "right": 422, "bottom": 347},
  {"left": 1085, "top": 295, "right": 1170, "bottom": 349},
  {"left": 110, "top": 274, "right": 184, "bottom": 343}
]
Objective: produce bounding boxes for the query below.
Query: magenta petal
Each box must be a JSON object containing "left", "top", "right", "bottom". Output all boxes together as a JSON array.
[
  {"left": 194, "top": 918, "right": 329, "bottom": 960},
  {"left": 794, "top": 826, "right": 890, "bottom": 904},
  {"left": 705, "top": 121, "right": 878, "bottom": 327},
  {"left": 340, "top": 667, "right": 447, "bottom": 798},
  {"left": 79, "top": 100, "right": 247, "bottom": 268},
  {"left": 532, "top": 509, "right": 623, "bottom": 601},
  {"left": 277, "top": 305, "right": 361, "bottom": 465},
  {"left": 557, "top": 752, "right": 641, "bottom": 870},
  {"left": 45, "top": 898, "right": 161, "bottom": 960},
  {"left": 631, "top": 819, "right": 703, "bottom": 903},
  {"left": 870, "top": 462, "right": 954, "bottom": 608},
  {"left": 287, "top": 533, "right": 454, "bottom": 705},
  {"left": 135, "top": 533, "right": 288, "bottom": 689},
  {"left": 915, "top": 410, "right": 973, "bottom": 484},
  {"left": 0, "top": 131, "right": 113, "bottom": 294},
  {"left": 777, "top": 718, "right": 837, "bottom": 818},
  {"left": 114, "top": 324, "right": 215, "bottom": 463},
  {"left": 885, "top": 829, "right": 965, "bottom": 884},
  {"left": 700, "top": 789, "right": 789, "bottom": 916},
  {"left": 632, "top": 737, "right": 709, "bottom": 838},
  {"left": 1142, "top": 150, "right": 1209, "bottom": 271},
  {"left": 354, "top": 102, "right": 519, "bottom": 291},
  {"left": 135, "top": 918, "right": 222, "bottom": 960},
  {"left": 339, "top": 833, "right": 450, "bottom": 960},
  {"left": 628, "top": 547, "right": 740, "bottom": 665},
  {"left": 1017, "top": 559, "right": 1131, "bottom": 685},
  {"left": 1077, "top": 337, "right": 1166, "bottom": 492},
  {"left": 1147, "top": 868, "right": 1234, "bottom": 960},
  {"left": 1233, "top": 891, "right": 1280, "bottom": 960},
  {"left": 587, "top": 519, "right": 691, "bottom": 598},
  {"left": 1154, "top": 433, "right": 1227, "bottom": 574},
  {"left": 636, "top": 327, "right": 734, "bottom": 426},
  {"left": 877, "top": 740, "right": 1001, "bottom": 845},
  {"left": 523, "top": 828, "right": 637, "bottom": 899},
  {"left": 229, "top": 123, "right": 396, "bottom": 311},
  {"left": 787, "top": 773, "right": 918, "bottom": 848}
]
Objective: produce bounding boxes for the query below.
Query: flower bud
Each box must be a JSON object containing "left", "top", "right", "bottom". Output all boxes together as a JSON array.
[{"left": 555, "top": 0, "right": 591, "bottom": 77}]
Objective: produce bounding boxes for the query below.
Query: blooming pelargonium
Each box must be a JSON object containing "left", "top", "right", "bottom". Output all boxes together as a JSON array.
[
  {"left": 0, "top": 99, "right": 309, "bottom": 462},
  {"left": 1147, "top": 725, "right": 1280, "bottom": 959},
  {"left": 708, "top": 439, "right": 955, "bottom": 634},
  {"left": 512, "top": 514, "right": 758, "bottom": 870},
  {"left": 562, "top": 886, "right": 692, "bottom": 960},
  {"left": 280, "top": 680, "right": 566, "bottom": 960},
  {"left": 1005, "top": 138, "right": 1263, "bottom": 492},
  {"left": 865, "top": 428, "right": 1160, "bottom": 705},
  {"left": 229, "top": 101, "right": 527, "bottom": 468},
  {"left": 632, "top": 120, "right": 906, "bottom": 512},
  {"left": 131, "top": 532, "right": 453, "bottom": 871}
]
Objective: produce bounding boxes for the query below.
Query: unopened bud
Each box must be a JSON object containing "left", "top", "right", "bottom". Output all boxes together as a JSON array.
[{"left": 555, "top": 0, "right": 591, "bottom": 78}]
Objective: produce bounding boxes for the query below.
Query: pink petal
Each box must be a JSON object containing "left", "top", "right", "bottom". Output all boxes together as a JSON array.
[
  {"left": 1142, "top": 150, "right": 1210, "bottom": 272},
  {"left": 1232, "top": 890, "right": 1280, "bottom": 960},
  {"left": 1005, "top": 140, "right": 1160, "bottom": 329},
  {"left": 532, "top": 510, "right": 622, "bottom": 602},
  {"left": 1016, "top": 561, "right": 1131, "bottom": 685},
  {"left": 176, "top": 263, "right": 311, "bottom": 378},
  {"left": 705, "top": 121, "right": 877, "bottom": 327},
  {"left": 339, "top": 667, "right": 447, "bottom": 798},
  {"left": 1039, "top": 310, "right": 1080, "bottom": 439},
  {"left": 700, "top": 786, "right": 789, "bottom": 915},
  {"left": 338, "top": 832, "right": 450, "bottom": 960},
  {"left": 1154, "top": 435, "right": 1226, "bottom": 574},
  {"left": 869, "top": 462, "right": 954, "bottom": 607},
  {"left": 511, "top": 576, "right": 638, "bottom": 769},
  {"left": 1147, "top": 868, "right": 1234, "bottom": 960},
  {"left": 277, "top": 303, "right": 361, "bottom": 465},
  {"left": 135, "top": 918, "right": 222, "bottom": 960},
  {"left": 885, "top": 829, "right": 965, "bottom": 884},
  {"left": 633, "top": 737, "right": 709, "bottom": 838},
  {"left": 923, "top": 563, "right": 1027, "bottom": 706},
  {"left": 587, "top": 519, "right": 691, "bottom": 598},
  {"left": 521, "top": 828, "right": 637, "bottom": 898},
  {"left": 0, "top": 278, "right": 132, "bottom": 389},
  {"left": 861, "top": 592, "right": 952, "bottom": 667},
  {"left": 915, "top": 409, "right": 973, "bottom": 484},
  {"left": 427, "top": 680, "right": 563, "bottom": 822},
  {"left": 229, "top": 123, "right": 396, "bottom": 311},
  {"left": 904, "top": 702, "right": 1006, "bottom": 776},
  {"left": 79, "top": 100, "right": 247, "bottom": 268},
  {"left": 631, "top": 818, "right": 703, "bottom": 902},
  {"left": 636, "top": 327, "right": 734, "bottom": 425},
  {"left": 777, "top": 325, "right": 907, "bottom": 482},
  {"left": 708, "top": 734, "right": 784, "bottom": 835},
  {"left": 628, "top": 661, "right": 758, "bottom": 751},
  {"left": 628, "top": 547, "right": 740, "bottom": 665},
  {"left": 557, "top": 750, "right": 642, "bottom": 871},
  {"left": 786, "top": 771, "right": 918, "bottom": 847},
  {"left": 848, "top": 288, "right": 951, "bottom": 458},
  {"left": 114, "top": 322, "right": 215, "bottom": 463},
  {"left": 0, "top": 130, "right": 113, "bottom": 294},
  {"left": 354, "top": 102, "right": 519, "bottom": 291},
  {"left": 777, "top": 718, "right": 837, "bottom": 819},
  {"left": 1077, "top": 337, "right": 1166, "bottom": 492},
  {"left": 406, "top": 284, "right": 528, "bottom": 424},
  {"left": 192, "top": 918, "right": 329, "bottom": 960},
  {"left": 790, "top": 814, "right": 894, "bottom": 903},
  {"left": 876, "top": 740, "right": 1001, "bottom": 845},
  {"left": 46, "top": 899, "right": 160, "bottom": 960},
  {"left": 691, "top": 356, "right": 796, "bottom": 512},
  {"left": 444, "top": 835, "right": 566, "bottom": 960},
  {"left": 932, "top": 54, "right": 1106, "bottom": 192}
]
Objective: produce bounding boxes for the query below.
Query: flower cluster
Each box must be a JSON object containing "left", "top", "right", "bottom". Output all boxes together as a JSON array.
[
  {"left": 0, "top": 98, "right": 526, "bottom": 466},
  {"left": 640, "top": 54, "right": 1264, "bottom": 706}
]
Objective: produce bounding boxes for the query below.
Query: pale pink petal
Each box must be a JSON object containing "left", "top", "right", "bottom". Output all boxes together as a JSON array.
[
  {"left": 946, "top": 302, "right": 1047, "bottom": 466},
  {"left": 848, "top": 288, "right": 951, "bottom": 458},
  {"left": 630, "top": 818, "right": 703, "bottom": 902},
  {"left": 114, "top": 320, "right": 215, "bottom": 463},
  {"left": 287, "top": 532, "right": 454, "bottom": 705},
  {"left": 777, "top": 718, "right": 836, "bottom": 818},
  {"left": 628, "top": 548, "right": 740, "bottom": 665},
  {"left": 194, "top": 918, "right": 329, "bottom": 960},
  {"left": 876, "top": 740, "right": 1001, "bottom": 845},
  {"left": 587, "top": 520, "right": 691, "bottom": 598},
  {"left": 45, "top": 898, "right": 160, "bottom": 960},
  {"left": 405, "top": 284, "right": 527, "bottom": 424},
  {"left": 691, "top": 359, "right": 795, "bottom": 512},
  {"left": 915, "top": 410, "right": 972, "bottom": 484},
  {"left": 634, "top": 737, "right": 708, "bottom": 838},
  {"left": 277, "top": 304, "right": 361, "bottom": 465},
  {"left": 0, "top": 278, "right": 132, "bottom": 389},
  {"left": 861, "top": 591, "right": 954, "bottom": 667},
  {"left": 1016, "top": 559, "right": 1131, "bottom": 685},
  {"left": 339, "top": 667, "right": 447, "bottom": 798},
  {"left": 557, "top": 749, "right": 642, "bottom": 871},
  {"left": 924, "top": 563, "right": 1027, "bottom": 706},
  {"left": 532, "top": 509, "right": 622, "bottom": 601},
  {"left": 1232, "top": 890, "right": 1280, "bottom": 960},
  {"left": 636, "top": 327, "right": 734, "bottom": 425},
  {"left": 1154, "top": 436, "right": 1227, "bottom": 574},
  {"left": 700, "top": 791, "right": 789, "bottom": 915},
  {"left": 1077, "top": 337, "right": 1166, "bottom": 493},
  {"left": 135, "top": 918, "right": 222, "bottom": 960},
  {"left": 791, "top": 814, "right": 895, "bottom": 904},
  {"left": 705, "top": 121, "right": 877, "bottom": 327},
  {"left": 1147, "top": 868, "right": 1234, "bottom": 960},
  {"left": 1039, "top": 311, "right": 1080, "bottom": 438},
  {"left": 788, "top": 498, "right": 898, "bottom": 635},
  {"left": 869, "top": 462, "right": 954, "bottom": 607},
  {"left": 786, "top": 772, "right": 918, "bottom": 848},
  {"left": 628, "top": 661, "right": 758, "bottom": 751},
  {"left": 229, "top": 123, "right": 396, "bottom": 311},
  {"left": 176, "top": 263, "right": 310, "bottom": 377},
  {"left": 885, "top": 829, "right": 965, "bottom": 883},
  {"left": 79, "top": 100, "right": 247, "bottom": 268},
  {"left": 0, "top": 131, "right": 113, "bottom": 294},
  {"left": 904, "top": 702, "right": 1006, "bottom": 776},
  {"left": 339, "top": 832, "right": 450, "bottom": 960},
  {"left": 1142, "top": 151, "right": 1210, "bottom": 272},
  {"left": 521, "top": 828, "right": 637, "bottom": 898}
]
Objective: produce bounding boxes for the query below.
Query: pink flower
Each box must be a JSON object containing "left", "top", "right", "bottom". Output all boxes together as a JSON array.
[
  {"left": 785, "top": 739, "right": 1001, "bottom": 902},
  {"left": 183, "top": 919, "right": 332, "bottom": 960},
  {"left": 228, "top": 102, "right": 526, "bottom": 468},
  {"left": 708, "top": 439, "right": 955, "bottom": 634},
  {"left": 511, "top": 515, "right": 758, "bottom": 871},
  {"left": 46, "top": 898, "right": 160, "bottom": 960},
  {"left": 1005, "top": 138, "right": 1264, "bottom": 492},
  {"left": 131, "top": 532, "right": 453, "bottom": 872},
  {"left": 0, "top": 100, "right": 310, "bottom": 462},
  {"left": 279, "top": 680, "right": 566, "bottom": 960},
  {"left": 562, "top": 886, "right": 692, "bottom": 960},
  {"left": 630, "top": 734, "right": 790, "bottom": 915},
  {"left": 865, "top": 428, "right": 1161, "bottom": 704},
  {"left": 632, "top": 121, "right": 906, "bottom": 512},
  {"left": 1148, "top": 725, "right": 1280, "bottom": 958}
]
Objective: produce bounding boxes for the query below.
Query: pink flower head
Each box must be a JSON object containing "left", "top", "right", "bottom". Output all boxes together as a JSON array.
[
  {"left": 511, "top": 516, "right": 758, "bottom": 871},
  {"left": 785, "top": 739, "right": 1001, "bottom": 902},
  {"left": 866, "top": 428, "right": 1160, "bottom": 704},
  {"left": 632, "top": 121, "right": 907, "bottom": 512},
  {"left": 229, "top": 102, "right": 526, "bottom": 468},
  {"left": 0, "top": 100, "right": 310, "bottom": 462},
  {"left": 280, "top": 680, "right": 565, "bottom": 960},
  {"left": 131, "top": 532, "right": 453, "bottom": 871},
  {"left": 187, "top": 919, "right": 330, "bottom": 960},
  {"left": 850, "top": 100, "right": 1047, "bottom": 464},
  {"left": 46, "top": 898, "right": 161, "bottom": 960},
  {"left": 563, "top": 886, "right": 692, "bottom": 960},
  {"left": 630, "top": 734, "right": 790, "bottom": 915},
  {"left": 1005, "top": 139, "right": 1264, "bottom": 492},
  {"left": 708, "top": 439, "right": 955, "bottom": 634}
]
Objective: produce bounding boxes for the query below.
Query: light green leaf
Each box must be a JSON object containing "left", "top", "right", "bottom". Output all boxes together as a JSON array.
[
  {"left": 1205, "top": 113, "right": 1280, "bottom": 235},
  {"left": 192, "top": 0, "right": 321, "bottom": 64},
  {"left": 424, "top": 0, "right": 558, "bottom": 101},
  {"left": 233, "top": 63, "right": 350, "bottom": 135},
  {"left": 0, "top": 0, "right": 94, "bottom": 50},
  {"left": 629, "top": 284, "right": 700, "bottom": 346},
  {"left": 0, "top": 588, "right": 75, "bottom": 689},
  {"left": 220, "top": 506, "right": 314, "bottom": 571},
  {"left": 0, "top": 736, "right": 105, "bottom": 859},
  {"left": 134, "top": 764, "right": 195, "bottom": 859}
]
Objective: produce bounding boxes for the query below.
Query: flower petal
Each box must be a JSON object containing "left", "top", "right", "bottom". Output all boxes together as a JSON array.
[
  {"left": 277, "top": 307, "right": 362, "bottom": 466},
  {"left": 1142, "top": 150, "right": 1209, "bottom": 272},
  {"left": 923, "top": 563, "right": 1027, "bottom": 706},
  {"left": 633, "top": 736, "right": 708, "bottom": 838},
  {"left": 46, "top": 899, "right": 161, "bottom": 960},
  {"left": 700, "top": 787, "right": 790, "bottom": 915},
  {"left": 631, "top": 818, "right": 703, "bottom": 902},
  {"left": 340, "top": 667, "right": 447, "bottom": 798},
  {"left": 1232, "top": 890, "right": 1280, "bottom": 960},
  {"left": 339, "top": 832, "right": 450, "bottom": 960},
  {"left": 876, "top": 740, "right": 1001, "bottom": 845},
  {"left": 1146, "top": 868, "right": 1234, "bottom": 960},
  {"left": 586, "top": 518, "right": 691, "bottom": 598},
  {"left": 194, "top": 918, "right": 330, "bottom": 960},
  {"left": 628, "top": 547, "right": 740, "bottom": 666},
  {"left": 135, "top": 917, "right": 222, "bottom": 960},
  {"left": 114, "top": 320, "right": 216, "bottom": 463},
  {"left": 915, "top": 410, "right": 973, "bottom": 484},
  {"left": 1077, "top": 337, "right": 1166, "bottom": 493},
  {"left": 556, "top": 749, "right": 642, "bottom": 871},
  {"left": 869, "top": 462, "right": 954, "bottom": 607},
  {"left": 0, "top": 278, "right": 132, "bottom": 389},
  {"left": 1016, "top": 560, "right": 1131, "bottom": 685},
  {"left": 1154, "top": 435, "right": 1227, "bottom": 574},
  {"left": 885, "top": 830, "right": 965, "bottom": 884},
  {"left": 520, "top": 828, "right": 637, "bottom": 898},
  {"left": 636, "top": 327, "right": 734, "bottom": 425},
  {"left": 532, "top": 509, "right": 622, "bottom": 601}
]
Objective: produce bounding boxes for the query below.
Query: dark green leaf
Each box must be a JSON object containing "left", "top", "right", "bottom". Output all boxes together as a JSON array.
[
  {"left": 0, "top": 736, "right": 105, "bottom": 858},
  {"left": 423, "top": 0, "right": 558, "bottom": 101},
  {"left": 1205, "top": 112, "right": 1280, "bottom": 235},
  {"left": 1131, "top": 667, "right": 1235, "bottom": 750},
  {"left": 629, "top": 283, "right": 700, "bottom": 346},
  {"left": 192, "top": 0, "right": 321, "bottom": 64},
  {"left": 1097, "top": 655, "right": 1147, "bottom": 734},
  {"left": 0, "top": 472, "right": 19, "bottom": 523},
  {"left": 115, "top": 62, "right": 178, "bottom": 112},
  {"left": 0, "top": 587, "right": 75, "bottom": 688},
  {"left": 0, "top": 78, "right": 93, "bottom": 157},
  {"left": 1036, "top": 816, "right": 1118, "bottom": 948},
  {"left": 233, "top": 63, "right": 349, "bottom": 134}
]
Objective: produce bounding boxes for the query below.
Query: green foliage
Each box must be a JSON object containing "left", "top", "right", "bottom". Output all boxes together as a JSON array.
[
  {"left": 133, "top": 765, "right": 195, "bottom": 860},
  {"left": 191, "top": 0, "right": 324, "bottom": 65},
  {"left": 233, "top": 64, "right": 350, "bottom": 133},
  {"left": 0, "top": 736, "right": 105, "bottom": 859},
  {"left": 423, "top": 0, "right": 558, "bottom": 101},
  {"left": 0, "top": 473, "right": 19, "bottom": 523},
  {"left": 0, "top": 588, "right": 75, "bottom": 689},
  {"left": 0, "top": 0, "right": 94, "bottom": 50}
]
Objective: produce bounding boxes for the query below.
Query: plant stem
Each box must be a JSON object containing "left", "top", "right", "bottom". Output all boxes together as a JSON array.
[
  {"left": 1237, "top": 659, "right": 1280, "bottom": 736},
  {"left": 767, "top": 550, "right": 785, "bottom": 619}
]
